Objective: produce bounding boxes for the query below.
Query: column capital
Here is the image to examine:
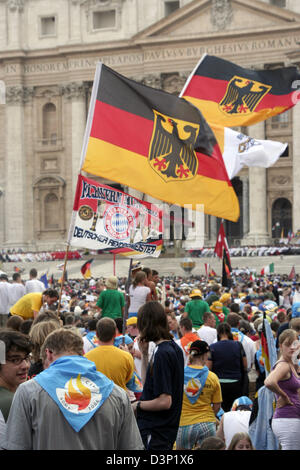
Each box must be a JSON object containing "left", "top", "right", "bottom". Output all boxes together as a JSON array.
[
  {"left": 6, "top": 85, "right": 35, "bottom": 104},
  {"left": 60, "top": 82, "right": 87, "bottom": 100},
  {"left": 6, "top": 0, "right": 24, "bottom": 12}
]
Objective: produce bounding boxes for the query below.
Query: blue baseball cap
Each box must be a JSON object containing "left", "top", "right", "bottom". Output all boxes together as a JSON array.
[{"left": 231, "top": 396, "right": 253, "bottom": 411}]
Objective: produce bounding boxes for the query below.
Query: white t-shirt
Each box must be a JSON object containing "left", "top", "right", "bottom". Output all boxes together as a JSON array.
[
  {"left": 128, "top": 285, "right": 150, "bottom": 314},
  {"left": 25, "top": 279, "right": 45, "bottom": 294},
  {"left": 132, "top": 339, "right": 156, "bottom": 377},
  {"left": 223, "top": 410, "right": 251, "bottom": 448},
  {"left": 0, "top": 282, "right": 10, "bottom": 315},
  {"left": 8, "top": 283, "right": 26, "bottom": 309},
  {"left": 240, "top": 334, "right": 256, "bottom": 371},
  {"left": 197, "top": 325, "right": 217, "bottom": 345}
]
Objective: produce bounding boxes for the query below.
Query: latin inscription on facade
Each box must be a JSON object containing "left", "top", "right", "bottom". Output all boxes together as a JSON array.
[{"left": 2, "top": 35, "right": 300, "bottom": 77}]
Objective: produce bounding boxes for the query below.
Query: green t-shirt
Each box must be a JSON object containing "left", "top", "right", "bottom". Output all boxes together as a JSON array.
[
  {"left": 96, "top": 289, "right": 125, "bottom": 319},
  {"left": 185, "top": 299, "right": 210, "bottom": 328},
  {"left": 0, "top": 386, "right": 14, "bottom": 422},
  {"left": 213, "top": 306, "right": 230, "bottom": 326}
]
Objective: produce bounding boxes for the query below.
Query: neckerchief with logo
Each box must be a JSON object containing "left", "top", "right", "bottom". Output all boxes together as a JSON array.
[
  {"left": 231, "top": 327, "right": 245, "bottom": 342},
  {"left": 34, "top": 355, "right": 114, "bottom": 432},
  {"left": 183, "top": 366, "right": 209, "bottom": 404},
  {"left": 215, "top": 312, "right": 225, "bottom": 323},
  {"left": 126, "top": 371, "right": 143, "bottom": 393},
  {"left": 85, "top": 331, "right": 100, "bottom": 349},
  {"left": 255, "top": 347, "right": 265, "bottom": 374}
]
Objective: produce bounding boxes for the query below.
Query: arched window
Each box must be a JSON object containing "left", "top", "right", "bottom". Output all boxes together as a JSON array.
[
  {"left": 44, "top": 193, "right": 59, "bottom": 229},
  {"left": 272, "top": 198, "right": 292, "bottom": 238},
  {"left": 42, "top": 103, "right": 57, "bottom": 144}
]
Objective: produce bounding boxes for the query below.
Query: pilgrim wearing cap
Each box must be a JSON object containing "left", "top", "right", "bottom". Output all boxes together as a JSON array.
[
  {"left": 216, "top": 396, "right": 253, "bottom": 448},
  {"left": 210, "top": 301, "right": 227, "bottom": 326},
  {"left": 219, "top": 293, "right": 232, "bottom": 318},
  {"left": 95, "top": 276, "right": 125, "bottom": 320},
  {"left": 183, "top": 290, "right": 210, "bottom": 329},
  {"left": 176, "top": 340, "right": 222, "bottom": 450}
]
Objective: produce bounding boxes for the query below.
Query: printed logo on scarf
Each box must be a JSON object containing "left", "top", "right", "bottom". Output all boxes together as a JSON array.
[{"left": 56, "top": 374, "right": 102, "bottom": 414}]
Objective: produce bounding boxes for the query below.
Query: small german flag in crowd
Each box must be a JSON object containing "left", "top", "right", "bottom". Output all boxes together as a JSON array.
[
  {"left": 181, "top": 54, "right": 300, "bottom": 128},
  {"left": 80, "top": 259, "right": 94, "bottom": 279}
]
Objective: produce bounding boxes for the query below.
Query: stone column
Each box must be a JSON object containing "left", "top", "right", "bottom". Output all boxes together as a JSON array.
[
  {"left": 69, "top": 0, "right": 82, "bottom": 43},
  {"left": 245, "top": 122, "right": 270, "bottom": 245},
  {"left": 4, "top": 85, "right": 28, "bottom": 246},
  {"left": 0, "top": 187, "right": 4, "bottom": 243},
  {"left": 209, "top": 215, "right": 218, "bottom": 245},
  {"left": 292, "top": 103, "right": 300, "bottom": 233},
  {"left": 183, "top": 207, "right": 205, "bottom": 251},
  {"left": 63, "top": 82, "right": 87, "bottom": 198},
  {"left": 6, "top": 0, "right": 24, "bottom": 49}
]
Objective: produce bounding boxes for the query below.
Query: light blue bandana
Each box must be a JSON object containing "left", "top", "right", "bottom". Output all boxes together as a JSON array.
[
  {"left": 34, "top": 356, "right": 114, "bottom": 432},
  {"left": 183, "top": 366, "right": 209, "bottom": 404}
]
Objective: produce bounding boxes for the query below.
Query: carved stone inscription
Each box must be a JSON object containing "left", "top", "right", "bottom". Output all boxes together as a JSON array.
[{"left": 3, "top": 34, "right": 300, "bottom": 77}]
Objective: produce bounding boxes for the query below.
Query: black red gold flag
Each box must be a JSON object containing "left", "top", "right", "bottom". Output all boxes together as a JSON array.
[
  {"left": 80, "top": 63, "right": 240, "bottom": 222},
  {"left": 80, "top": 259, "right": 94, "bottom": 279},
  {"left": 181, "top": 54, "right": 300, "bottom": 128}
]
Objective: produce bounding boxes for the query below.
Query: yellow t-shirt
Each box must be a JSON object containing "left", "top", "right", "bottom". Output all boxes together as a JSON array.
[
  {"left": 10, "top": 293, "right": 43, "bottom": 319},
  {"left": 85, "top": 345, "right": 134, "bottom": 390},
  {"left": 179, "top": 366, "right": 222, "bottom": 427}
]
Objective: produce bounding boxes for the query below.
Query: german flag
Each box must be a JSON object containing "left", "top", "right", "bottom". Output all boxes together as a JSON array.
[
  {"left": 181, "top": 54, "right": 300, "bottom": 128},
  {"left": 81, "top": 63, "right": 239, "bottom": 222},
  {"left": 80, "top": 259, "right": 93, "bottom": 279}
]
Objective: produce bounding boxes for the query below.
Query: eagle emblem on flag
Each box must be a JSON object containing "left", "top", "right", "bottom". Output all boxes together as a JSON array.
[
  {"left": 149, "top": 110, "right": 199, "bottom": 182},
  {"left": 219, "top": 76, "right": 271, "bottom": 115}
]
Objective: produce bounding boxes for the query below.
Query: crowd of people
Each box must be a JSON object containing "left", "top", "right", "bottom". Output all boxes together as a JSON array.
[{"left": 0, "top": 260, "right": 300, "bottom": 451}]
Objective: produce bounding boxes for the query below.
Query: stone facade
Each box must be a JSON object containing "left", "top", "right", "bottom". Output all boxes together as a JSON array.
[{"left": 0, "top": 0, "right": 300, "bottom": 250}]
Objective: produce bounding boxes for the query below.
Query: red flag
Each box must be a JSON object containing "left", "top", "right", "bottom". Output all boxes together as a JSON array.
[
  {"left": 204, "top": 263, "right": 210, "bottom": 277},
  {"left": 214, "top": 221, "right": 231, "bottom": 263},
  {"left": 289, "top": 266, "right": 296, "bottom": 280}
]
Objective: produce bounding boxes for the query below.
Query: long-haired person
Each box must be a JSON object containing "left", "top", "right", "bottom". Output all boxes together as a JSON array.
[
  {"left": 133, "top": 301, "right": 184, "bottom": 450},
  {"left": 264, "top": 329, "right": 300, "bottom": 450}
]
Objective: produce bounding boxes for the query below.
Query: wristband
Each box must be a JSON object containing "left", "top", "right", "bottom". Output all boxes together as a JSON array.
[{"left": 137, "top": 401, "right": 142, "bottom": 412}]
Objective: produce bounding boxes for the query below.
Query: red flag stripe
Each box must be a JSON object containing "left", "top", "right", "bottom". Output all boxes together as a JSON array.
[
  {"left": 90, "top": 100, "right": 230, "bottom": 183},
  {"left": 184, "top": 75, "right": 295, "bottom": 110}
]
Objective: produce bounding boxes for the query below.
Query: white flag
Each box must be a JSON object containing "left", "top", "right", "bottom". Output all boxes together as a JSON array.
[{"left": 221, "top": 127, "right": 287, "bottom": 179}]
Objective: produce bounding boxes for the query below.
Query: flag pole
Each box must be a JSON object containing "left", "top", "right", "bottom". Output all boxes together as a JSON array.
[
  {"left": 57, "top": 243, "right": 70, "bottom": 316},
  {"left": 113, "top": 253, "right": 116, "bottom": 276},
  {"left": 122, "top": 258, "right": 133, "bottom": 344}
]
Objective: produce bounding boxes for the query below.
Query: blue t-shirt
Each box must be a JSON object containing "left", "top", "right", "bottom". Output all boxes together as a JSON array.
[
  {"left": 137, "top": 340, "right": 184, "bottom": 444},
  {"left": 209, "top": 340, "right": 245, "bottom": 381}
]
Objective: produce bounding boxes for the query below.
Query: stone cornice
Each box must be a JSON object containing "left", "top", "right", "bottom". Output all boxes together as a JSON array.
[{"left": 0, "top": 21, "right": 300, "bottom": 63}]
